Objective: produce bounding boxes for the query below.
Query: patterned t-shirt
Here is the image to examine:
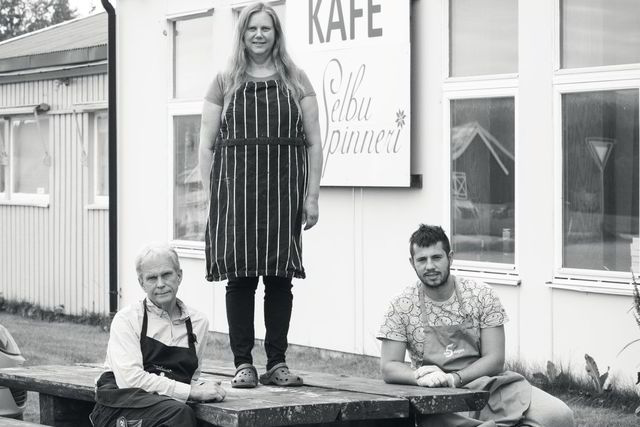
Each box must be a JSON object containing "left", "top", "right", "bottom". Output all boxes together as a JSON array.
[{"left": 376, "top": 276, "right": 508, "bottom": 368}]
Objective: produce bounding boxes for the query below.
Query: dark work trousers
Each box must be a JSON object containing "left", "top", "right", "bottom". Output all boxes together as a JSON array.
[
  {"left": 90, "top": 399, "right": 196, "bottom": 427},
  {"left": 226, "top": 276, "right": 293, "bottom": 370}
]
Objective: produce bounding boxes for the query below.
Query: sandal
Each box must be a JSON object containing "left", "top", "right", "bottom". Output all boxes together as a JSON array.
[
  {"left": 231, "top": 363, "right": 258, "bottom": 388},
  {"left": 259, "top": 362, "right": 303, "bottom": 387}
]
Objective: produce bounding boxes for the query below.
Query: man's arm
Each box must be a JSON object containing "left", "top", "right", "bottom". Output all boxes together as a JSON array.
[
  {"left": 380, "top": 339, "right": 418, "bottom": 385},
  {"left": 456, "top": 325, "right": 505, "bottom": 385},
  {"left": 106, "top": 311, "right": 192, "bottom": 402}
]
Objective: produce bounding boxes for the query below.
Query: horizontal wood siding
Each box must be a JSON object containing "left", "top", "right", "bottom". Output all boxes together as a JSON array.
[{"left": 0, "top": 74, "right": 109, "bottom": 315}]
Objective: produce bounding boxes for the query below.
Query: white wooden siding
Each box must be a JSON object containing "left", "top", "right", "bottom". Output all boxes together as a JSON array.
[{"left": 0, "top": 74, "right": 109, "bottom": 315}]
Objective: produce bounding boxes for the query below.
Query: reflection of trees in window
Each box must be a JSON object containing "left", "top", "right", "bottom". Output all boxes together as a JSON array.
[
  {"left": 562, "top": 90, "right": 639, "bottom": 271},
  {"left": 174, "top": 115, "right": 206, "bottom": 242},
  {"left": 450, "top": 97, "right": 515, "bottom": 264}
]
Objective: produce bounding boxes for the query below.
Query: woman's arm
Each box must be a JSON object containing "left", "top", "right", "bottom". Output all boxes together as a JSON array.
[
  {"left": 299, "top": 94, "right": 323, "bottom": 230},
  {"left": 198, "top": 100, "right": 223, "bottom": 199}
]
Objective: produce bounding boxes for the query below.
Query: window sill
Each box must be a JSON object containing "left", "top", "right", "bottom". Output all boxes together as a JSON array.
[
  {"left": 0, "top": 198, "right": 49, "bottom": 208},
  {"left": 173, "top": 242, "right": 205, "bottom": 260},
  {"left": 547, "top": 277, "right": 634, "bottom": 296},
  {"left": 86, "top": 202, "right": 109, "bottom": 211},
  {"left": 450, "top": 266, "right": 520, "bottom": 287}
]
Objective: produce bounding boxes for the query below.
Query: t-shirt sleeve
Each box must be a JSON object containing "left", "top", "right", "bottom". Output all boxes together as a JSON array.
[
  {"left": 477, "top": 283, "right": 509, "bottom": 328},
  {"left": 204, "top": 73, "right": 225, "bottom": 106},
  {"left": 376, "top": 296, "right": 408, "bottom": 342},
  {"left": 298, "top": 69, "right": 316, "bottom": 100}
]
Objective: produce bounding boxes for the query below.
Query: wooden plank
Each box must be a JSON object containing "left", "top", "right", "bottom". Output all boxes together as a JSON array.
[
  {"left": 0, "top": 417, "right": 46, "bottom": 426},
  {"left": 201, "top": 360, "right": 488, "bottom": 415},
  {"left": 0, "top": 365, "right": 409, "bottom": 427}
]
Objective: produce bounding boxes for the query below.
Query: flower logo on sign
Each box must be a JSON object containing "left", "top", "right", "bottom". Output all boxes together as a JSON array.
[{"left": 396, "top": 110, "right": 406, "bottom": 128}]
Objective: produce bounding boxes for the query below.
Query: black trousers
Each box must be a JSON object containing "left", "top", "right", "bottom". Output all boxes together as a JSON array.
[
  {"left": 226, "top": 276, "right": 293, "bottom": 370},
  {"left": 89, "top": 400, "right": 196, "bottom": 427}
]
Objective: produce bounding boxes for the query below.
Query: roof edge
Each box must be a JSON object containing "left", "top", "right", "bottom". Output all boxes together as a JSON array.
[{"left": 0, "top": 45, "right": 107, "bottom": 73}]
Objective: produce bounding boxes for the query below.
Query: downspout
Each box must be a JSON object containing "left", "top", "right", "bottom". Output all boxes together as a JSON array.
[{"left": 101, "top": 0, "right": 118, "bottom": 315}]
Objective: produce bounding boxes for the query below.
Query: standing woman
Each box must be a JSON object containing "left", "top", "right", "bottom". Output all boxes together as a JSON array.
[{"left": 199, "top": 2, "right": 322, "bottom": 388}]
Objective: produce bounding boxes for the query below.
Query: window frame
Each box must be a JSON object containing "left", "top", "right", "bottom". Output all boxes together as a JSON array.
[
  {"left": 168, "top": 101, "right": 206, "bottom": 257},
  {"left": 0, "top": 112, "right": 51, "bottom": 207},
  {"left": 443, "top": 87, "right": 520, "bottom": 285},
  {"left": 552, "top": 80, "right": 640, "bottom": 291},
  {"left": 0, "top": 118, "right": 8, "bottom": 201},
  {"left": 554, "top": 0, "right": 640, "bottom": 74},
  {"left": 92, "top": 111, "right": 109, "bottom": 209},
  {"left": 444, "top": 0, "right": 519, "bottom": 82}
]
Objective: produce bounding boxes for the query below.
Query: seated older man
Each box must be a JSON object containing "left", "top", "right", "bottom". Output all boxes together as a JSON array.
[{"left": 90, "top": 243, "right": 225, "bottom": 427}]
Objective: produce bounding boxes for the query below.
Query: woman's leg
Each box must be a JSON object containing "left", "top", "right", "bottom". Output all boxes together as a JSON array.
[
  {"left": 520, "top": 386, "right": 575, "bottom": 427},
  {"left": 226, "top": 277, "right": 260, "bottom": 367},
  {"left": 263, "top": 276, "right": 293, "bottom": 370}
]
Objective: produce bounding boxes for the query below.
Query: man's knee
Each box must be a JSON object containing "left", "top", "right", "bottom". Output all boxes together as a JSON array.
[
  {"left": 155, "top": 400, "right": 197, "bottom": 426},
  {"left": 523, "top": 387, "right": 574, "bottom": 427}
]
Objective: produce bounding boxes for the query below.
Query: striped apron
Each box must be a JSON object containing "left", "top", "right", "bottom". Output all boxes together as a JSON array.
[{"left": 205, "top": 79, "right": 308, "bottom": 282}]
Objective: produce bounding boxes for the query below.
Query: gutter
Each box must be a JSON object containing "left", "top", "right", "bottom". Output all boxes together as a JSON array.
[{"left": 101, "top": 0, "right": 118, "bottom": 315}]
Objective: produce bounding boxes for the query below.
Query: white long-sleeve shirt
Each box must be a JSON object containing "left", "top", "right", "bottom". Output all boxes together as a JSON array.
[{"left": 102, "top": 298, "right": 210, "bottom": 402}]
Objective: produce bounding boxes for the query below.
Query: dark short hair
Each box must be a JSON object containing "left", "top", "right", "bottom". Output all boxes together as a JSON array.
[{"left": 409, "top": 225, "right": 451, "bottom": 256}]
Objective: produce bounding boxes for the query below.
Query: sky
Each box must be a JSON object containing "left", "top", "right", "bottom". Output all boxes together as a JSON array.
[{"left": 68, "top": 0, "right": 103, "bottom": 17}]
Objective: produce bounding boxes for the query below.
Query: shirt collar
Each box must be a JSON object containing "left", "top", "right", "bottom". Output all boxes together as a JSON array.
[{"left": 144, "top": 298, "right": 189, "bottom": 321}]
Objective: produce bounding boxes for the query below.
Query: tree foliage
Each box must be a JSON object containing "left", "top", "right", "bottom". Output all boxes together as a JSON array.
[{"left": 0, "top": 0, "right": 77, "bottom": 42}]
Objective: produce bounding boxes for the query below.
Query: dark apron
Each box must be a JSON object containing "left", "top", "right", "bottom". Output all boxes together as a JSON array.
[
  {"left": 95, "top": 300, "right": 198, "bottom": 409},
  {"left": 419, "top": 280, "right": 531, "bottom": 426}
]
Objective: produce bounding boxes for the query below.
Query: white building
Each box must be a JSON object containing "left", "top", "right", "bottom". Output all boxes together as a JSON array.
[
  {"left": 114, "top": 0, "right": 640, "bottom": 385},
  {"left": 0, "top": 13, "right": 110, "bottom": 315}
]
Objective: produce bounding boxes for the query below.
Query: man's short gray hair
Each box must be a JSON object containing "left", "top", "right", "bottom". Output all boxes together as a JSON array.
[{"left": 135, "top": 243, "right": 181, "bottom": 280}]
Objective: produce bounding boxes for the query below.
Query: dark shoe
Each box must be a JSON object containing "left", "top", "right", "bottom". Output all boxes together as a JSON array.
[
  {"left": 232, "top": 363, "right": 258, "bottom": 388},
  {"left": 259, "top": 363, "right": 303, "bottom": 386}
]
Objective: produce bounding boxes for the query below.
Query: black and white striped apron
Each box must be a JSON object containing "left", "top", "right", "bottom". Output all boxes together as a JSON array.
[{"left": 205, "top": 80, "right": 308, "bottom": 282}]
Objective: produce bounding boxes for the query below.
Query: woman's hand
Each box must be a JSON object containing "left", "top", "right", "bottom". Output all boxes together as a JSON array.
[
  {"left": 189, "top": 380, "right": 226, "bottom": 402},
  {"left": 303, "top": 196, "right": 319, "bottom": 230}
]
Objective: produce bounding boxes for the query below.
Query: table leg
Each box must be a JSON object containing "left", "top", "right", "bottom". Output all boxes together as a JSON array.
[{"left": 39, "top": 394, "right": 94, "bottom": 427}]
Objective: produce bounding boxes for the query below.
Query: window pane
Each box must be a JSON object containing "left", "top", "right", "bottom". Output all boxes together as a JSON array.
[
  {"left": 450, "top": 0, "right": 518, "bottom": 77},
  {"left": 13, "top": 117, "right": 49, "bottom": 194},
  {"left": 96, "top": 113, "right": 109, "bottom": 197},
  {"left": 561, "top": 0, "right": 640, "bottom": 68},
  {"left": 174, "top": 16, "right": 214, "bottom": 99},
  {"left": 0, "top": 121, "right": 6, "bottom": 193},
  {"left": 174, "top": 115, "right": 206, "bottom": 241},
  {"left": 451, "top": 98, "right": 515, "bottom": 264},
  {"left": 562, "top": 90, "right": 639, "bottom": 272}
]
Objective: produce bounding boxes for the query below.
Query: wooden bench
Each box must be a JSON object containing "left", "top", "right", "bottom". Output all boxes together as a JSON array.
[
  {"left": 0, "top": 364, "right": 488, "bottom": 427},
  {"left": 0, "top": 418, "right": 46, "bottom": 426}
]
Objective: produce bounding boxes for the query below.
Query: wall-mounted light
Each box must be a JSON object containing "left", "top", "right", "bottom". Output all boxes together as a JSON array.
[{"left": 55, "top": 77, "right": 70, "bottom": 87}]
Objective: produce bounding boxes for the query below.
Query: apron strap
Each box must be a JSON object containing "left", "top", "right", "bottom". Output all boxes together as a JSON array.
[
  {"left": 185, "top": 317, "right": 196, "bottom": 352},
  {"left": 140, "top": 299, "right": 149, "bottom": 346}
]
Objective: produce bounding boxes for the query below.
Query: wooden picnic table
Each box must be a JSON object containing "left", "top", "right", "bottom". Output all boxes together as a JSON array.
[{"left": 0, "top": 362, "right": 488, "bottom": 426}]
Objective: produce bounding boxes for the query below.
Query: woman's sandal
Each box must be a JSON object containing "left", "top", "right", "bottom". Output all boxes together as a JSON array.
[
  {"left": 258, "top": 362, "right": 303, "bottom": 387},
  {"left": 231, "top": 363, "right": 258, "bottom": 388}
]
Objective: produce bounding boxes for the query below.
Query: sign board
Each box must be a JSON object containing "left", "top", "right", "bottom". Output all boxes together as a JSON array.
[{"left": 287, "top": 0, "right": 411, "bottom": 187}]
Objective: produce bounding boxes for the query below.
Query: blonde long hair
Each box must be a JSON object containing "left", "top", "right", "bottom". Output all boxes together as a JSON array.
[{"left": 224, "top": 2, "right": 305, "bottom": 100}]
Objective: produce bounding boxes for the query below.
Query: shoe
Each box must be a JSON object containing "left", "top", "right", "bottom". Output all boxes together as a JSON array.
[
  {"left": 259, "top": 362, "right": 303, "bottom": 386},
  {"left": 231, "top": 363, "right": 258, "bottom": 388}
]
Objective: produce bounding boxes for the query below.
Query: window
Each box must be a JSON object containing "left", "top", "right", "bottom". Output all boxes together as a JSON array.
[
  {"left": 173, "top": 115, "right": 206, "bottom": 242},
  {"left": 562, "top": 90, "right": 638, "bottom": 272},
  {"left": 173, "top": 15, "right": 214, "bottom": 99},
  {"left": 0, "top": 120, "right": 6, "bottom": 196},
  {"left": 561, "top": 0, "right": 640, "bottom": 69},
  {"left": 11, "top": 115, "right": 50, "bottom": 202},
  {"left": 449, "top": 0, "right": 518, "bottom": 77},
  {"left": 450, "top": 97, "right": 515, "bottom": 264},
  {"left": 90, "top": 112, "right": 108, "bottom": 205}
]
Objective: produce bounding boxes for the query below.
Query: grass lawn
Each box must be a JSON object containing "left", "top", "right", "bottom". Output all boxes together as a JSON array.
[{"left": 0, "top": 312, "right": 638, "bottom": 426}]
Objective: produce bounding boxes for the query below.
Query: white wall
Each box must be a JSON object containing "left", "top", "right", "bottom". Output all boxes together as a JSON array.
[{"left": 117, "top": 0, "right": 640, "bottom": 386}]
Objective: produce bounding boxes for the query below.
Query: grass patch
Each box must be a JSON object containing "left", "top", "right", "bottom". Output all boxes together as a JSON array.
[{"left": 0, "top": 298, "right": 111, "bottom": 330}]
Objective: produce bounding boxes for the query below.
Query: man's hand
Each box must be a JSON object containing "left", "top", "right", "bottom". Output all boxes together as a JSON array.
[
  {"left": 189, "top": 380, "right": 226, "bottom": 402},
  {"left": 302, "top": 197, "right": 319, "bottom": 230},
  {"left": 414, "top": 365, "right": 455, "bottom": 388}
]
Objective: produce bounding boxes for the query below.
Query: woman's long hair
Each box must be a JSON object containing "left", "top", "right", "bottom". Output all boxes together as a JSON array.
[{"left": 225, "top": 2, "right": 305, "bottom": 101}]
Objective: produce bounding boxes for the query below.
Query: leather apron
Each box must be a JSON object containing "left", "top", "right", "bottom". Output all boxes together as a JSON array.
[
  {"left": 95, "top": 300, "right": 199, "bottom": 409},
  {"left": 419, "top": 279, "right": 531, "bottom": 426}
]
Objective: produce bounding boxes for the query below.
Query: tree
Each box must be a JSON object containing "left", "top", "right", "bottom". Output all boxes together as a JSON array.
[{"left": 0, "top": 0, "right": 77, "bottom": 42}]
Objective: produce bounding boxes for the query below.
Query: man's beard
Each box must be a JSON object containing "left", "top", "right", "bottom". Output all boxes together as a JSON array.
[{"left": 420, "top": 268, "right": 450, "bottom": 288}]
